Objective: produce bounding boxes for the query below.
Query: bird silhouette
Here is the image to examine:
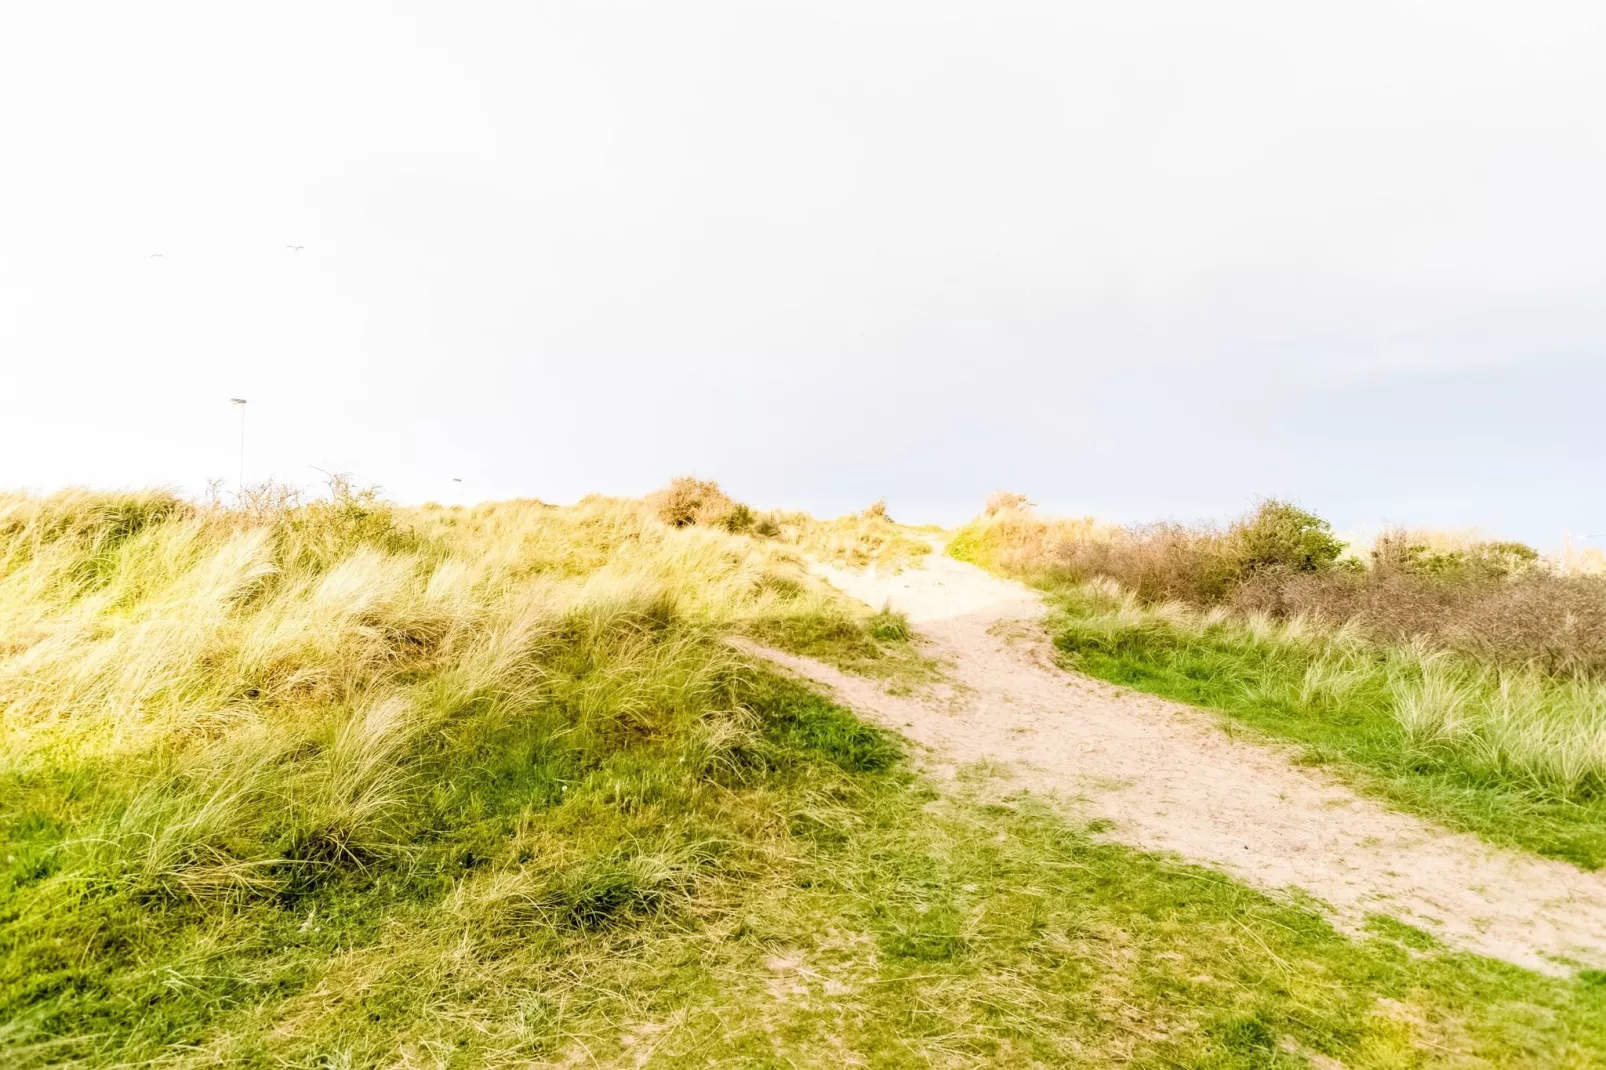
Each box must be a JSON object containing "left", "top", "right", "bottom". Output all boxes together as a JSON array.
[{"left": 286, "top": 245, "right": 304, "bottom": 252}]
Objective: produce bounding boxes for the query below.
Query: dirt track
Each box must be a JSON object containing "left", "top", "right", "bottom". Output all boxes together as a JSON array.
[{"left": 737, "top": 546, "right": 1606, "bottom": 975}]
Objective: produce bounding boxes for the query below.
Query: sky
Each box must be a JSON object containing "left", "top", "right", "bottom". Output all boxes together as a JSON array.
[{"left": 2, "top": 0, "right": 1603, "bottom": 546}]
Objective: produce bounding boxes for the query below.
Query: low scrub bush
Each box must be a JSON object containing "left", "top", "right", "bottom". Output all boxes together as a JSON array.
[
  {"left": 651, "top": 476, "right": 754, "bottom": 533},
  {"left": 954, "top": 498, "right": 1606, "bottom": 677}
]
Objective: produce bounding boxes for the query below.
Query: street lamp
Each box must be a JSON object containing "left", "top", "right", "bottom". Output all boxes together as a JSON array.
[{"left": 230, "top": 399, "right": 247, "bottom": 493}]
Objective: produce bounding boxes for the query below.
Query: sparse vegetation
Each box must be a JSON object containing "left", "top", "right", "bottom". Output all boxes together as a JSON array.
[
  {"left": 773, "top": 504, "right": 934, "bottom": 572},
  {"left": 953, "top": 499, "right": 1606, "bottom": 866},
  {"left": 739, "top": 589, "right": 935, "bottom": 689},
  {"left": 984, "top": 490, "right": 1033, "bottom": 515}
]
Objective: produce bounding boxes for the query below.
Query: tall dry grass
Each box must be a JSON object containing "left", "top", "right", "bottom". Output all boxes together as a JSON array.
[
  {"left": 769, "top": 502, "right": 934, "bottom": 572},
  {"left": 0, "top": 484, "right": 854, "bottom": 905},
  {"left": 1, "top": 481, "right": 928, "bottom": 1063}
]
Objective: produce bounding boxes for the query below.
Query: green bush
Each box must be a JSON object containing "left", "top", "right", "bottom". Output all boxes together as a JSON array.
[
  {"left": 1229, "top": 499, "right": 1344, "bottom": 575},
  {"left": 1372, "top": 532, "right": 1541, "bottom": 582}
]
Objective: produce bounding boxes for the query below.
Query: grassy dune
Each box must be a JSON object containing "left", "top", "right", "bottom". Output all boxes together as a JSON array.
[
  {"left": 952, "top": 503, "right": 1606, "bottom": 867},
  {"left": 5, "top": 487, "right": 1606, "bottom": 1065}
]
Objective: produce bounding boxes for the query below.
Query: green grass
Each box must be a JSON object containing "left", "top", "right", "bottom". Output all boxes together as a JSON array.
[
  {"left": 741, "top": 599, "right": 938, "bottom": 692},
  {"left": 1033, "top": 583, "right": 1606, "bottom": 869},
  {"left": 11, "top": 678, "right": 1606, "bottom": 1066},
  {"left": 688, "top": 764, "right": 1606, "bottom": 1068},
  {"left": 0, "top": 663, "right": 872, "bottom": 1065}
]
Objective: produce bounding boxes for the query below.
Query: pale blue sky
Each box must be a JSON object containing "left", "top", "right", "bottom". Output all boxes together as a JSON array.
[{"left": 2, "top": 1, "right": 1602, "bottom": 546}]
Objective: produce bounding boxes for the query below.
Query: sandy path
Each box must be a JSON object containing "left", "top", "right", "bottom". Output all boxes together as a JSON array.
[{"left": 740, "top": 547, "right": 1606, "bottom": 975}]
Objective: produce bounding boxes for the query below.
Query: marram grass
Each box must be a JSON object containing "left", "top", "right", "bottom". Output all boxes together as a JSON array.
[{"left": 5, "top": 488, "right": 1606, "bottom": 1066}]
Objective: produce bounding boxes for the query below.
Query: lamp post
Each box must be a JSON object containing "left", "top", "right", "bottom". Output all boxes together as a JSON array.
[{"left": 230, "top": 399, "right": 247, "bottom": 493}]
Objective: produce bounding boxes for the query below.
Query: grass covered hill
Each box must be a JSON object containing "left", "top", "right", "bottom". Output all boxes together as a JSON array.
[
  {"left": 0, "top": 486, "right": 907, "bottom": 1063},
  {"left": 5, "top": 485, "right": 1606, "bottom": 1066}
]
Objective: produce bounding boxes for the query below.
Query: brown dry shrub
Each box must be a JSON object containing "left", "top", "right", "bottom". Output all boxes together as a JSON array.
[
  {"left": 1020, "top": 500, "right": 1339, "bottom": 604},
  {"left": 1215, "top": 553, "right": 1606, "bottom": 677},
  {"left": 1445, "top": 575, "right": 1606, "bottom": 676},
  {"left": 651, "top": 477, "right": 751, "bottom": 533},
  {"left": 984, "top": 491, "right": 1034, "bottom": 516},
  {"left": 1048, "top": 523, "right": 1238, "bottom": 603},
  {"left": 963, "top": 497, "right": 1606, "bottom": 678}
]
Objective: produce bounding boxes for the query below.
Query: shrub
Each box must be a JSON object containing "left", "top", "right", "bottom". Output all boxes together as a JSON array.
[
  {"left": 651, "top": 477, "right": 753, "bottom": 532},
  {"left": 1228, "top": 500, "right": 1344, "bottom": 576},
  {"left": 862, "top": 498, "right": 891, "bottom": 522},
  {"left": 956, "top": 500, "right": 1606, "bottom": 679},
  {"left": 1372, "top": 530, "right": 1540, "bottom": 583},
  {"left": 984, "top": 491, "right": 1033, "bottom": 516}
]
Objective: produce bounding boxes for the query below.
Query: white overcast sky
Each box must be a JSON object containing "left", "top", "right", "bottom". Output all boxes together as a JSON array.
[{"left": 2, "top": 1, "right": 1603, "bottom": 544}]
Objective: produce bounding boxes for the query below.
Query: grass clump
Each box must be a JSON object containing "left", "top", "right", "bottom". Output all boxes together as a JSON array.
[
  {"left": 867, "top": 602, "right": 912, "bottom": 642},
  {"left": 739, "top": 592, "right": 936, "bottom": 690}
]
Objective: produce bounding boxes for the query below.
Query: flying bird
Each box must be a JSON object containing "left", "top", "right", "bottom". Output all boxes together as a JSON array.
[{"left": 286, "top": 245, "right": 304, "bottom": 252}]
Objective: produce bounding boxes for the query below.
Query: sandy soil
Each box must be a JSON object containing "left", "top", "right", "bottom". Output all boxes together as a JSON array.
[{"left": 737, "top": 546, "right": 1606, "bottom": 975}]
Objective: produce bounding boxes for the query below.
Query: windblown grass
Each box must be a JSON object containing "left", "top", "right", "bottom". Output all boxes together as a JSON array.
[
  {"left": 769, "top": 502, "right": 934, "bottom": 573},
  {"left": 0, "top": 486, "right": 906, "bottom": 1063},
  {"left": 7, "top": 485, "right": 1606, "bottom": 1065}
]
